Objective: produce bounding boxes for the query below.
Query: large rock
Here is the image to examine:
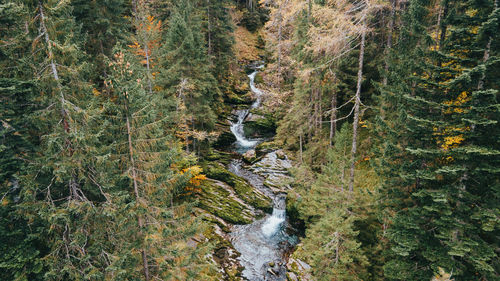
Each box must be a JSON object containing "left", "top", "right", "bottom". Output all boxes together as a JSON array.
[
  {"left": 251, "top": 150, "right": 292, "bottom": 193},
  {"left": 242, "top": 149, "right": 257, "bottom": 163},
  {"left": 286, "top": 258, "right": 312, "bottom": 281},
  {"left": 198, "top": 179, "right": 255, "bottom": 224}
]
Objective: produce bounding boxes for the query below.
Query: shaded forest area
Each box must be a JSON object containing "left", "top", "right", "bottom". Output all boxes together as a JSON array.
[{"left": 1, "top": 0, "right": 499, "bottom": 280}]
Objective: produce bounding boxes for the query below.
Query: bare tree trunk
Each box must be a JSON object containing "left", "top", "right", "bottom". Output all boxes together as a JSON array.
[
  {"left": 144, "top": 43, "right": 153, "bottom": 94},
  {"left": 383, "top": 0, "right": 397, "bottom": 86},
  {"left": 299, "top": 134, "right": 303, "bottom": 164},
  {"left": 334, "top": 232, "right": 340, "bottom": 265},
  {"left": 329, "top": 74, "right": 338, "bottom": 145},
  {"left": 125, "top": 114, "right": 150, "bottom": 281},
  {"left": 207, "top": 0, "right": 212, "bottom": 56},
  {"left": 38, "top": 1, "right": 68, "bottom": 131},
  {"left": 349, "top": 25, "right": 366, "bottom": 193},
  {"left": 314, "top": 87, "right": 319, "bottom": 136},
  {"left": 277, "top": 2, "right": 283, "bottom": 81},
  {"left": 308, "top": 0, "right": 312, "bottom": 20},
  {"left": 438, "top": 0, "right": 449, "bottom": 52},
  {"left": 478, "top": 0, "right": 497, "bottom": 90},
  {"left": 318, "top": 87, "right": 322, "bottom": 136}
]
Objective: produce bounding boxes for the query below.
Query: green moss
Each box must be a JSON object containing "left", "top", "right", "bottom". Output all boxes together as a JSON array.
[
  {"left": 232, "top": 176, "right": 272, "bottom": 213},
  {"left": 202, "top": 163, "right": 273, "bottom": 213},
  {"left": 203, "top": 150, "right": 234, "bottom": 165},
  {"left": 255, "top": 141, "right": 279, "bottom": 156},
  {"left": 198, "top": 179, "right": 253, "bottom": 224},
  {"left": 203, "top": 225, "right": 244, "bottom": 280},
  {"left": 254, "top": 72, "right": 264, "bottom": 84},
  {"left": 243, "top": 115, "right": 276, "bottom": 139},
  {"left": 286, "top": 192, "right": 305, "bottom": 234},
  {"left": 225, "top": 90, "right": 252, "bottom": 105},
  {"left": 203, "top": 162, "right": 235, "bottom": 183}
]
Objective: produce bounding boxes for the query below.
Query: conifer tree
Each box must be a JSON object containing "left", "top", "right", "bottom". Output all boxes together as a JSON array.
[
  {"left": 202, "top": 0, "right": 235, "bottom": 83},
  {"left": 160, "top": 0, "right": 219, "bottom": 153},
  {"left": 103, "top": 46, "right": 216, "bottom": 281},
  {"left": 377, "top": 0, "right": 500, "bottom": 279}
]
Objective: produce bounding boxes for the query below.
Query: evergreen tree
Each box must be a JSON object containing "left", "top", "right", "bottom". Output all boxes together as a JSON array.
[
  {"left": 0, "top": 78, "right": 47, "bottom": 281},
  {"left": 71, "top": 0, "right": 129, "bottom": 80},
  {"left": 293, "top": 124, "right": 376, "bottom": 280},
  {"left": 377, "top": 0, "right": 500, "bottom": 279},
  {"left": 203, "top": 0, "right": 234, "bottom": 83},
  {"left": 103, "top": 46, "right": 216, "bottom": 280},
  {"left": 161, "top": 0, "right": 219, "bottom": 153}
]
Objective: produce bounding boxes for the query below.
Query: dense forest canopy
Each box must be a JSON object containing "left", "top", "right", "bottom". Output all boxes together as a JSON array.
[{"left": 1, "top": 0, "right": 498, "bottom": 280}]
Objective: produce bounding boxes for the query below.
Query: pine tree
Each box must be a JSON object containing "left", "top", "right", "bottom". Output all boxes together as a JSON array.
[
  {"left": 294, "top": 124, "right": 372, "bottom": 280},
  {"left": 0, "top": 78, "right": 47, "bottom": 281},
  {"left": 71, "top": 0, "right": 129, "bottom": 80},
  {"left": 203, "top": 0, "right": 234, "bottom": 83},
  {"left": 8, "top": 1, "right": 117, "bottom": 278},
  {"left": 377, "top": 0, "right": 500, "bottom": 279},
  {"left": 160, "top": 0, "right": 219, "bottom": 153},
  {"left": 103, "top": 46, "right": 216, "bottom": 280}
]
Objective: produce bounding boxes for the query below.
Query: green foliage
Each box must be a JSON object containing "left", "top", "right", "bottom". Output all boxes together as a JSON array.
[
  {"left": 291, "top": 124, "right": 379, "bottom": 280},
  {"left": 161, "top": 0, "right": 219, "bottom": 131},
  {"left": 376, "top": 0, "right": 500, "bottom": 279}
]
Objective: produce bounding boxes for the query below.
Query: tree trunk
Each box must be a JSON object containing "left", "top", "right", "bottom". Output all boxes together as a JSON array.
[
  {"left": 477, "top": 0, "right": 497, "bottom": 90},
  {"left": 438, "top": 0, "right": 449, "bottom": 52},
  {"left": 299, "top": 134, "right": 303, "bottom": 164},
  {"left": 329, "top": 74, "right": 338, "bottom": 145},
  {"left": 38, "top": 1, "right": 68, "bottom": 132},
  {"left": 207, "top": 0, "right": 212, "bottom": 56},
  {"left": 383, "top": 0, "right": 397, "bottom": 86},
  {"left": 349, "top": 25, "right": 366, "bottom": 193},
  {"left": 318, "top": 87, "right": 322, "bottom": 136},
  {"left": 131, "top": 2, "right": 153, "bottom": 95},
  {"left": 277, "top": 2, "right": 283, "bottom": 81},
  {"left": 125, "top": 114, "right": 150, "bottom": 281}
]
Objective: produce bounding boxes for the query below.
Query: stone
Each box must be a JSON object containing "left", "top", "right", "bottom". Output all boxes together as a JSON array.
[
  {"left": 287, "top": 272, "right": 298, "bottom": 281},
  {"left": 275, "top": 149, "right": 286, "bottom": 160},
  {"left": 242, "top": 149, "right": 256, "bottom": 163},
  {"left": 267, "top": 268, "right": 277, "bottom": 276}
]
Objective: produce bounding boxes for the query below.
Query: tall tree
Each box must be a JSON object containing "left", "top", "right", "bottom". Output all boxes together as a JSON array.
[
  {"left": 103, "top": 46, "right": 216, "bottom": 280},
  {"left": 378, "top": 0, "right": 500, "bottom": 279},
  {"left": 161, "top": 0, "right": 219, "bottom": 153}
]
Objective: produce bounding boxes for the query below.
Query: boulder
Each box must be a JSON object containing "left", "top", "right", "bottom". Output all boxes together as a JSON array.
[
  {"left": 242, "top": 149, "right": 257, "bottom": 163},
  {"left": 286, "top": 272, "right": 298, "bottom": 281}
]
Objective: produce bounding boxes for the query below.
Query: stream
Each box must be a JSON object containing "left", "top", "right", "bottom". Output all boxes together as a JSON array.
[{"left": 228, "top": 65, "right": 296, "bottom": 281}]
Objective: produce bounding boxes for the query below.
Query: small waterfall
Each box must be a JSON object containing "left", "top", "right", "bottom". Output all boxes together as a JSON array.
[
  {"left": 228, "top": 63, "right": 296, "bottom": 281},
  {"left": 261, "top": 195, "right": 286, "bottom": 238},
  {"left": 230, "top": 109, "right": 257, "bottom": 147},
  {"left": 230, "top": 68, "right": 264, "bottom": 149}
]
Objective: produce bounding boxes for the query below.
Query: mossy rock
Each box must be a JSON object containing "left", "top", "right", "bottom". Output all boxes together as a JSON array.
[
  {"left": 232, "top": 175, "right": 272, "bottom": 213},
  {"left": 204, "top": 150, "right": 234, "bottom": 165},
  {"left": 254, "top": 72, "right": 264, "bottom": 84},
  {"left": 202, "top": 163, "right": 272, "bottom": 213},
  {"left": 203, "top": 225, "right": 244, "bottom": 280},
  {"left": 198, "top": 179, "right": 253, "bottom": 224},
  {"left": 225, "top": 90, "right": 252, "bottom": 105},
  {"left": 214, "top": 131, "right": 237, "bottom": 148},
  {"left": 255, "top": 141, "right": 279, "bottom": 156},
  {"left": 243, "top": 120, "right": 276, "bottom": 139}
]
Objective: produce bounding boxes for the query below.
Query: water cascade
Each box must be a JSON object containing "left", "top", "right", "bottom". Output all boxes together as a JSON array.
[
  {"left": 230, "top": 67, "right": 264, "bottom": 152},
  {"left": 228, "top": 64, "right": 295, "bottom": 281},
  {"left": 261, "top": 197, "right": 286, "bottom": 238}
]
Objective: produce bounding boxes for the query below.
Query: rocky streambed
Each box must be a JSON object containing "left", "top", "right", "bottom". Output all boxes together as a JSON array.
[{"left": 196, "top": 63, "right": 311, "bottom": 280}]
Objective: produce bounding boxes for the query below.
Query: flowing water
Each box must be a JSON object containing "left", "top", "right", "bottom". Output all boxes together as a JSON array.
[
  {"left": 228, "top": 64, "right": 295, "bottom": 281},
  {"left": 230, "top": 66, "right": 264, "bottom": 153}
]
